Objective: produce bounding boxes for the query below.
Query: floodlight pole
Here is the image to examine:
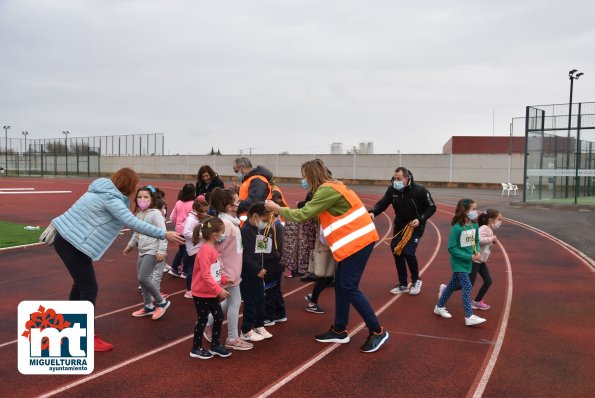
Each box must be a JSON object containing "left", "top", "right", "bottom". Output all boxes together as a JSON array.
[
  {"left": 565, "top": 69, "right": 583, "bottom": 196},
  {"left": 3, "top": 125, "right": 10, "bottom": 172},
  {"left": 63, "top": 131, "right": 70, "bottom": 175}
]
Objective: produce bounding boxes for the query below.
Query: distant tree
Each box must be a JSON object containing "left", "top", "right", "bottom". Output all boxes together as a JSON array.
[
  {"left": 209, "top": 147, "right": 215, "bottom": 155},
  {"left": 216, "top": 149, "right": 221, "bottom": 155}
]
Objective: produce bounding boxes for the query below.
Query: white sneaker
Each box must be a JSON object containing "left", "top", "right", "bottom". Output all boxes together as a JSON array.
[
  {"left": 409, "top": 280, "right": 422, "bottom": 295},
  {"left": 240, "top": 329, "right": 265, "bottom": 342},
  {"left": 254, "top": 326, "right": 273, "bottom": 339},
  {"left": 438, "top": 284, "right": 447, "bottom": 300},
  {"left": 434, "top": 305, "right": 452, "bottom": 319},
  {"left": 389, "top": 285, "right": 409, "bottom": 294},
  {"left": 465, "top": 315, "right": 486, "bottom": 326}
]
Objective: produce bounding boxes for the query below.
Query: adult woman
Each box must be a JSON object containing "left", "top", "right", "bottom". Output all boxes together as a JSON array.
[
  {"left": 195, "top": 165, "right": 225, "bottom": 197},
  {"left": 52, "top": 167, "right": 184, "bottom": 351},
  {"left": 264, "top": 160, "right": 389, "bottom": 353}
]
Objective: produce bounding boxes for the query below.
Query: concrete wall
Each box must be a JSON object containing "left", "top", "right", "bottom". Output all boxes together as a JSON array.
[{"left": 99, "top": 153, "right": 525, "bottom": 186}]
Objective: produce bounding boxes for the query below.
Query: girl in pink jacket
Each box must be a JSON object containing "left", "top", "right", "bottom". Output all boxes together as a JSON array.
[{"left": 190, "top": 217, "right": 232, "bottom": 360}]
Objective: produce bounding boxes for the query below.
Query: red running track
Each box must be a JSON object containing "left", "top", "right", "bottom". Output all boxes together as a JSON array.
[{"left": 0, "top": 177, "right": 594, "bottom": 397}]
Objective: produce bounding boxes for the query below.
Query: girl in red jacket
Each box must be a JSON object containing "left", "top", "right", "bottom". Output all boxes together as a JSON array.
[{"left": 190, "top": 217, "right": 232, "bottom": 360}]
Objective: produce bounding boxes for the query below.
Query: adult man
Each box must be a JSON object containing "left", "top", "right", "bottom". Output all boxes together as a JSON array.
[
  {"left": 369, "top": 167, "right": 436, "bottom": 295},
  {"left": 232, "top": 157, "right": 273, "bottom": 219}
]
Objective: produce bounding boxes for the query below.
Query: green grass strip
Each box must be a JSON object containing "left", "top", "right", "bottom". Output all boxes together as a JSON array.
[{"left": 0, "top": 221, "right": 45, "bottom": 248}]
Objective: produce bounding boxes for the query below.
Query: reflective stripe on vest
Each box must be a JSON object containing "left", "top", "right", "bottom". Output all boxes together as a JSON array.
[{"left": 318, "top": 181, "right": 378, "bottom": 262}]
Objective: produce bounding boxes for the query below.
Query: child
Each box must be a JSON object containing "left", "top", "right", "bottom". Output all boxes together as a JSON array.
[
  {"left": 151, "top": 188, "right": 169, "bottom": 299},
  {"left": 189, "top": 217, "right": 232, "bottom": 359},
  {"left": 203, "top": 188, "right": 253, "bottom": 350},
  {"left": 262, "top": 209, "right": 285, "bottom": 327},
  {"left": 471, "top": 209, "right": 501, "bottom": 310},
  {"left": 182, "top": 195, "right": 209, "bottom": 298},
  {"left": 168, "top": 183, "right": 195, "bottom": 278},
  {"left": 434, "top": 198, "right": 486, "bottom": 326},
  {"left": 239, "top": 202, "right": 280, "bottom": 341},
  {"left": 124, "top": 186, "right": 171, "bottom": 320},
  {"left": 304, "top": 225, "right": 336, "bottom": 314}
]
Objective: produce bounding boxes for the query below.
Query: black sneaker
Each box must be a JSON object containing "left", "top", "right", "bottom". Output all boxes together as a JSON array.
[
  {"left": 306, "top": 303, "right": 325, "bottom": 314},
  {"left": 209, "top": 345, "right": 232, "bottom": 358},
  {"left": 315, "top": 326, "right": 350, "bottom": 344},
  {"left": 360, "top": 327, "right": 390, "bottom": 353},
  {"left": 190, "top": 348, "right": 212, "bottom": 359}
]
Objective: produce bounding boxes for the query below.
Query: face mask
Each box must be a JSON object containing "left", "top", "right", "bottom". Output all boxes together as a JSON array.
[
  {"left": 137, "top": 199, "right": 151, "bottom": 210},
  {"left": 216, "top": 233, "right": 226, "bottom": 244},
  {"left": 393, "top": 180, "right": 405, "bottom": 190},
  {"left": 301, "top": 179, "right": 310, "bottom": 191},
  {"left": 236, "top": 170, "right": 244, "bottom": 181},
  {"left": 257, "top": 220, "right": 268, "bottom": 230},
  {"left": 467, "top": 210, "right": 478, "bottom": 221},
  {"left": 493, "top": 221, "right": 502, "bottom": 229}
]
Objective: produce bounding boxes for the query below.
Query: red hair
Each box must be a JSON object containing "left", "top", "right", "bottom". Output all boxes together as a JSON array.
[{"left": 111, "top": 168, "right": 139, "bottom": 197}]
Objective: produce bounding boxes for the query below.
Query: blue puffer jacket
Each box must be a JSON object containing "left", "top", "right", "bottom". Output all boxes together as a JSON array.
[{"left": 53, "top": 178, "right": 166, "bottom": 261}]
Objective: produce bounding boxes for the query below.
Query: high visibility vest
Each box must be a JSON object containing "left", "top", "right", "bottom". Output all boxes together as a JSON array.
[
  {"left": 238, "top": 175, "right": 272, "bottom": 223},
  {"left": 318, "top": 181, "right": 379, "bottom": 262}
]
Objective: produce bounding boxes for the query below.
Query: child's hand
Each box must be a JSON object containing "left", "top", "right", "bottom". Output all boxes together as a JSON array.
[
  {"left": 156, "top": 253, "right": 165, "bottom": 262},
  {"left": 472, "top": 253, "right": 481, "bottom": 262},
  {"left": 224, "top": 279, "right": 234, "bottom": 287},
  {"left": 123, "top": 246, "right": 133, "bottom": 255},
  {"left": 218, "top": 289, "right": 230, "bottom": 300},
  {"left": 258, "top": 269, "right": 267, "bottom": 278},
  {"left": 492, "top": 235, "right": 498, "bottom": 244}
]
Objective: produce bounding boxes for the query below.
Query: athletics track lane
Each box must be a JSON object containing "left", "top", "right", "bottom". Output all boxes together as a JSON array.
[{"left": 1, "top": 178, "right": 594, "bottom": 397}]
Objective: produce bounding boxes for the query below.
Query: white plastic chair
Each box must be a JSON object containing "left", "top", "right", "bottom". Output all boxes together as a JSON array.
[
  {"left": 508, "top": 183, "right": 518, "bottom": 195},
  {"left": 501, "top": 183, "right": 511, "bottom": 196}
]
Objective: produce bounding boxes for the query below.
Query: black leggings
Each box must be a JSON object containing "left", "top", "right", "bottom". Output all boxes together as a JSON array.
[
  {"left": 470, "top": 262, "right": 492, "bottom": 302},
  {"left": 54, "top": 232, "right": 98, "bottom": 306},
  {"left": 193, "top": 297, "right": 224, "bottom": 349},
  {"left": 311, "top": 276, "right": 334, "bottom": 303}
]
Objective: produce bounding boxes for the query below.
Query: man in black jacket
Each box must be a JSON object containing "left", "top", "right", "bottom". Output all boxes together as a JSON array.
[
  {"left": 233, "top": 157, "right": 273, "bottom": 218},
  {"left": 369, "top": 167, "right": 436, "bottom": 296}
]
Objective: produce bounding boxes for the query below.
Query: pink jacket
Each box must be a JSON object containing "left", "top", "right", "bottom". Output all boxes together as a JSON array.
[
  {"left": 171, "top": 200, "right": 194, "bottom": 234},
  {"left": 217, "top": 213, "right": 243, "bottom": 287},
  {"left": 191, "top": 244, "right": 228, "bottom": 298}
]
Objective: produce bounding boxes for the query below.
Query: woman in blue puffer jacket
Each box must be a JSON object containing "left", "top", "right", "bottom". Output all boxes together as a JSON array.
[{"left": 52, "top": 168, "right": 184, "bottom": 351}]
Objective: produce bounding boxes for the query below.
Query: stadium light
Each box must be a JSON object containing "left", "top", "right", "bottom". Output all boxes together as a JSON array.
[
  {"left": 565, "top": 69, "right": 585, "bottom": 196},
  {"left": 3, "top": 125, "right": 10, "bottom": 171}
]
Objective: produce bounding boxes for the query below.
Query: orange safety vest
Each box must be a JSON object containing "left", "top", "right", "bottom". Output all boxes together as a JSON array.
[
  {"left": 238, "top": 175, "right": 272, "bottom": 223},
  {"left": 318, "top": 181, "right": 379, "bottom": 262}
]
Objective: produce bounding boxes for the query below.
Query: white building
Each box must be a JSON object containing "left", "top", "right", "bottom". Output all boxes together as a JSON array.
[{"left": 330, "top": 142, "right": 343, "bottom": 154}]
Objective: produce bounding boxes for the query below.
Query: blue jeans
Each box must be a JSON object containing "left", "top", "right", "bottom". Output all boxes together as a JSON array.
[{"left": 334, "top": 242, "right": 381, "bottom": 333}]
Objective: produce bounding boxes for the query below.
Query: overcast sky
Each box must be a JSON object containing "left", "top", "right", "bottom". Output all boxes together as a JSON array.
[{"left": 1, "top": 0, "right": 594, "bottom": 155}]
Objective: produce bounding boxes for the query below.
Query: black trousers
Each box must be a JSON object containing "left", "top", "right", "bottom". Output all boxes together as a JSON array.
[{"left": 54, "top": 232, "right": 98, "bottom": 306}]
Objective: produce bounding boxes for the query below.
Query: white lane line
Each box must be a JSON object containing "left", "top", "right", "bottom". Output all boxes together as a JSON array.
[
  {"left": 255, "top": 219, "right": 441, "bottom": 398},
  {"left": 34, "top": 282, "right": 315, "bottom": 398},
  {"left": 469, "top": 235, "right": 513, "bottom": 398},
  {"left": 0, "top": 190, "right": 71, "bottom": 194},
  {"left": 392, "top": 331, "right": 495, "bottom": 345},
  {"left": 0, "top": 188, "right": 35, "bottom": 191}
]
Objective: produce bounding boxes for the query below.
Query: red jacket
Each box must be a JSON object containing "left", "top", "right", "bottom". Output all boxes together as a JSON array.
[{"left": 191, "top": 243, "right": 228, "bottom": 298}]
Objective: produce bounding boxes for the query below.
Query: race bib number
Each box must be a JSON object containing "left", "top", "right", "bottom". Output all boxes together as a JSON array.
[
  {"left": 255, "top": 235, "right": 272, "bottom": 254},
  {"left": 460, "top": 229, "right": 476, "bottom": 248},
  {"left": 210, "top": 259, "right": 222, "bottom": 283}
]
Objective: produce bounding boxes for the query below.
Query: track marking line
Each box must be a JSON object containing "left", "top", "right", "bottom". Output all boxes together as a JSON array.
[
  {"left": 0, "top": 190, "right": 72, "bottom": 194},
  {"left": 391, "top": 331, "right": 495, "bottom": 345},
  {"left": 0, "top": 188, "right": 35, "bottom": 191},
  {"left": 254, "top": 219, "right": 441, "bottom": 398}
]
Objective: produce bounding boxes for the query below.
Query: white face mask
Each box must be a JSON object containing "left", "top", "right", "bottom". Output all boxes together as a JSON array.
[
  {"left": 257, "top": 220, "right": 268, "bottom": 230},
  {"left": 493, "top": 221, "right": 502, "bottom": 229}
]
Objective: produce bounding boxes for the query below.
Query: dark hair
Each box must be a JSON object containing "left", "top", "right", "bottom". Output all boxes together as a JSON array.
[
  {"left": 199, "top": 217, "right": 224, "bottom": 242},
  {"left": 247, "top": 201, "right": 269, "bottom": 218},
  {"left": 271, "top": 190, "right": 286, "bottom": 207},
  {"left": 452, "top": 198, "right": 476, "bottom": 226},
  {"left": 196, "top": 165, "right": 215, "bottom": 183},
  {"left": 478, "top": 208, "right": 500, "bottom": 227},
  {"left": 111, "top": 168, "right": 139, "bottom": 197},
  {"left": 134, "top": 186, "right": 157, "bottom": 211},
  {"left": 394, "top": 166, "right": 412, "bottom": 179},
  {"left": 210, "top": 187, "right": 237, "bottom": 214},
  {"left": 179, "top": 183, "right": 195, "bottom": 202}
]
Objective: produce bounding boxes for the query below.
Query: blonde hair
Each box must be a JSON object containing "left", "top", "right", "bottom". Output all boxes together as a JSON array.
[{"left": 301, "top": 159, "right": 335, "bottom": 193}]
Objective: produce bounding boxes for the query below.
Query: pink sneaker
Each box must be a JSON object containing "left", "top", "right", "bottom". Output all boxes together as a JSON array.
[
  {"left": 160, "top": 292, "right": 170, "bottom": 299},
  {"left": 151, "top": 300, "right": 171, "bottom": 320},
  {"left": 472, "top": 300, "right": 491, "bottom": 310},
  {"left": 225, "top": 337, "right": 254, "bottom": 351},
  {"left": 132, "top": 306, "right": 155, "bottom": 317},
  {"left": 203, "top": 324, "right": 213, "bottom": 342},
  {"left": 184, "top": 290, "right": 193, "bottom": 299}
]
